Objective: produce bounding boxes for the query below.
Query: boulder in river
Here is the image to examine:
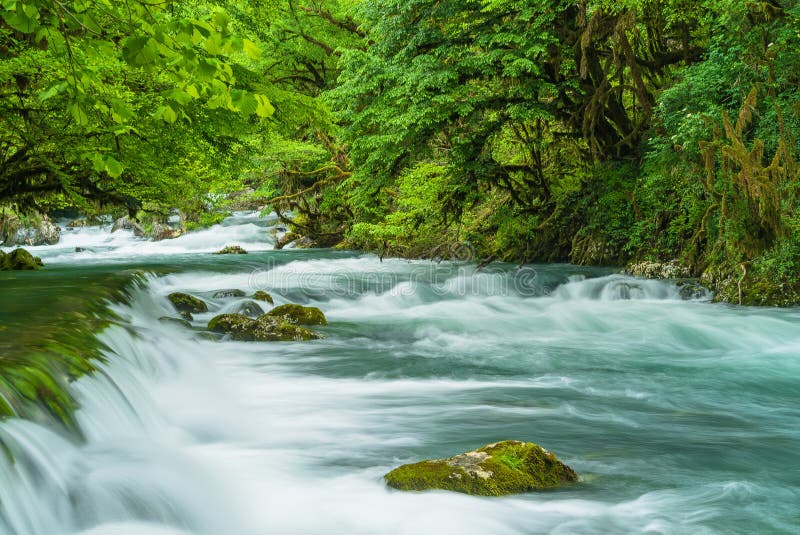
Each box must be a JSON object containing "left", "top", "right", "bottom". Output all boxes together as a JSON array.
[
  {"left": 0, "top": 211, "right": 60, "bottom": 246},
  {"left": 626, "top": 260, "right": 691, "bottom": 279},
  {"left": 151, "top": 223, "right": 183, "bottom": 241},
  {"left": 231, "top": 300, "right": 265, "bottom": 318},
  {"left": 384, "top": 440, "right": 578, "bottom": 496},
  {"left": 0, "top": 248, "right": 43, "bottom": 270},
  {"left": 275, "top": 232, "right": 299, "bottom": 250},
  {"left": 213, "top": 289, "right": 247, "bottom": 298},
  {"left": 66, "top": 219, "right": 88, "bottom": 229},
  {"left": 208, "top": 313, "right": 322, "bottom": 341},
  {"left": 252, "top": 290, "right": 274, "bottom": 304},
  {"left": 215, "top": 245, "right": 248, "bottom": 255},
  {"left": 111, "top": 216, "right": 145, "bottom": 237},
  {"left": 266, "top": 304, "right": 327, "bottom": 325},
  {"left": 168, "top": 292, "right": 208, "bottom": 313}
]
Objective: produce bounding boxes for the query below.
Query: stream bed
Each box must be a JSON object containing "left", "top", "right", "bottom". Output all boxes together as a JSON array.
[{"left": 0, "top": 213, "right": 798, "bottom": 534}]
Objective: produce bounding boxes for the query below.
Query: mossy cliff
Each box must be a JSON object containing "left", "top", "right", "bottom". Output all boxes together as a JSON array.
[{"left": 385, "top": 440, "right": 578, "bottom": 496}]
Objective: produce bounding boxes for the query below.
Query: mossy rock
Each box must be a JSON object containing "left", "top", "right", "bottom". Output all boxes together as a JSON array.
[
  {"left": 384, "top": 440, "right": 578, "bottom": 496},
  {"left": 232, "top": 300, "right": 264, "bottom": 318},
  {"left": 252, "top": 290, "right": 274, "bottom": 304},
  {"left": 208, "top": 313, "right": 254, "bottom": 336},
  {"left": 213, "top": 288, "right": 247, "bottom": 298},
  {"left": 208, "top": 313, "right": 323, "bottom": 341},
  {"left": 0, "top": 248, "right": 42, "bottom": 271},
  {"left": 167, "top": 292, "right": 208, "bottom": 313},
  {"left": 626, "top": 260, "right": 691, "bottom": 279},
  {"left": 702, "top": 266, "right": 800, "bottom": 307},
  {"left": 215, "top": 245, "right": 248, "bottom": 255},
  {"left": 266, "top": 304, "right": 327, "bottom": 325},
  {"left": 275, "top": 232, "right": 299, "bottom": 250}
]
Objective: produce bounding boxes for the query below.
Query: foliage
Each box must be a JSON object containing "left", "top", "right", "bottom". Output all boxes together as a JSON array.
[
  {"left": 3, "top": 0, "right": 800, "bottom": 305},
  {"left": 0, "top": 0, "right": 278, "bottom": 217}
]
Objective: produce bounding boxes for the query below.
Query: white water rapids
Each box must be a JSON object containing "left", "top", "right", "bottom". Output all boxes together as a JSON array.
[{"left": 0, "top": 213, "right": 797, "bottom": 534}]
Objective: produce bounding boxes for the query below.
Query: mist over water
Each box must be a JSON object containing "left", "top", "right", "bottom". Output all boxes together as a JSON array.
[{"left": 1, "top": 213, "right": 798, "bottom": 534}]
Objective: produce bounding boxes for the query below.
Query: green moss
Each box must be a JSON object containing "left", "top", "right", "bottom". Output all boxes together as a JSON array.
[
  {"left": 208, "top": 313, "right": 323, "bottom": 341},
  {"left": 0, "top": 248, "right": 42, "bottom": 271},
  {"left": 702, "top": 263, "right": 800, "bottom": 307},
  {"left": 215, "top": 245, "right": 248, "bottom": 255},
  {"left": 208, "top": 313, "right": 254, "bottom": 335},
  {"left": 251, "top": 315, "right": 322, "bottom": 341},
  {"left": 167, "top": 292, "right": 208, "bottom": 313},
  {"left": 499, "top": 451, "right": 524, "bottom": 470},
  {"left": 252, "top": 290, "right": 274, "bottom": 304},
  {"left": 0, "top": 268, "right": 149, "bottom": 429},
  {"left": 266, "top": 304, "right": 327, "bottom": 325},
  {"left": 384, "top": 440, "right": 578, "bottom": 496}
]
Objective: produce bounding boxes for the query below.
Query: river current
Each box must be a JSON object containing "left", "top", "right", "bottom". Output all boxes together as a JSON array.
[{"left": 0, "top": 213, "right": 797, "bottom": 534}]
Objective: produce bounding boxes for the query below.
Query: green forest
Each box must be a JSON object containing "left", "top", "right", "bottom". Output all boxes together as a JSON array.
[{"left": 2, "top": 0, "right": 799, "bottom": 305}]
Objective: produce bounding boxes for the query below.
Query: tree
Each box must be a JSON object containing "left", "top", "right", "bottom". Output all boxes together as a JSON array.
[
  {"left": 0, "top": 0, "right": 273, "bottom": 213},
  {"left": 326, "top": 0, "right": 706, "bottom": 259}
]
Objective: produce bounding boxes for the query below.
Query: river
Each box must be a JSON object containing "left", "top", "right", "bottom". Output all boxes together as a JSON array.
[{"left": 0, "top": 212, "right": 797, "bottom": 534}]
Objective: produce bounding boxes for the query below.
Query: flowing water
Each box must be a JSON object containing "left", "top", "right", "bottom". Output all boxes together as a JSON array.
[{"left": 0, "top": 213, "right": 798, "bottom": 534}]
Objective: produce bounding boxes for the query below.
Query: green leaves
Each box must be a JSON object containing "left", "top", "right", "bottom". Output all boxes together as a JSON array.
[
  {"left": 2, "top": 1, "right": 40, "bottom": 33},
  {"left": 104, "top": 156, "right": 124, "bottom": 178},
  {"left": 121, "top": 36, "right": 160, "bottom": 67},
  {"left": 254, "top": 94, "right": 274, "bottom": 118},
  {"left": 243, "top": 39, "right": 261, "bottom": 59},
  {"left": 0, "top": 0, "right": 280, "bottom": 213}
]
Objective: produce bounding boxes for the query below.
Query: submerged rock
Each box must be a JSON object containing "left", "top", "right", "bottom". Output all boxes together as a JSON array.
[
  {"left": 677, "top": 280, "right": 709, "bottom": 300},
  {"left": 168, "top": 292, "right": 208, "bottom": 313},
  {"left": 266, "top": 304, "right": 327, "bottom": 325},
  {"left": 213, "top": 289, "right": 247, "bottom": 298},
  {"left": 208, "top": 313, "right": 322, "bottom": 341},
  {"left": 384, "top": 440, "right": 578, "bottom": 496},
  {"left": 158, "top": 316, "right": 192, "bottom": 328},
  {"left": 231, "top": 300, "right": 265, "bottom": 318},
  {"left": 215, "top": 245, "right": 248, "bottom": 255},
  {"left": 0, "top": 248, "right": 43, "bottom": 270},
  {"left": 252, "top": 290, "right": 274, "bottom": 304}
]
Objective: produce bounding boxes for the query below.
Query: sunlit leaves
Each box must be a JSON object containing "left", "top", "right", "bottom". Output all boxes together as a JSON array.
[
  {"left": 104, "top": 156, "right": 124, "bottom": 178},
  {"left": 243, "top": 39, "right": 261, "bottom": 59},
  {"left": 0, "top": 0, "right": 277, "bottom": 208},
  {"left": 254, "top": 94, "right": 275, "bottom": 118},
  {"left": 1, "top": 0, "right": 274, "bottom": 135},
  {"left": 1, "top": 1, "right": 39, "bottom": 33},
  {"left": 121, "top": 36, "right": 160, "bottom": 67}
]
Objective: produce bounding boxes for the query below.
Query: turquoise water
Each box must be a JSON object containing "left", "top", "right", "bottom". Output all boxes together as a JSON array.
[{"left": 0, "top": 214, "right": 798, "bottom": 534}]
